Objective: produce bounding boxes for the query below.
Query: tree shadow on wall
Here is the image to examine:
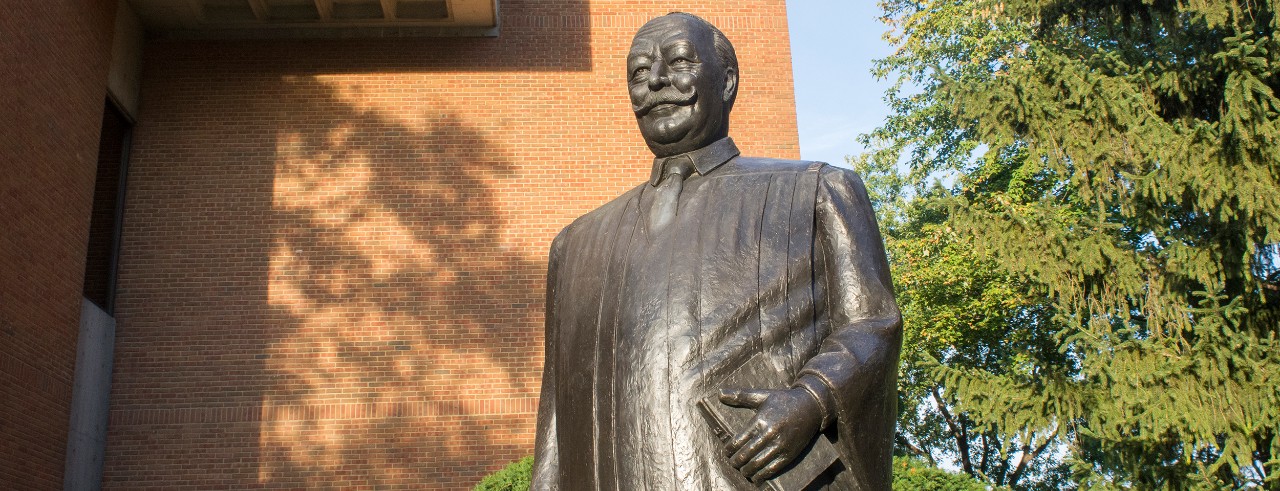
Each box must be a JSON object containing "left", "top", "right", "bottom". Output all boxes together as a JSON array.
[{"left": 260, "top": 77, "right": 546, "bottom": 489}]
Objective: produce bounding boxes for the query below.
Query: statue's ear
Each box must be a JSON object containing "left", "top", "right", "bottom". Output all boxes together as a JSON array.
[{"left": 722, "top": 66, "right": 738, "bottom": 103}]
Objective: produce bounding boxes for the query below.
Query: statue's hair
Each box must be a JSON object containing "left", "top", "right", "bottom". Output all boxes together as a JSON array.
[{"left": 665, "top": 12, "right": 739, "bottom": 107}]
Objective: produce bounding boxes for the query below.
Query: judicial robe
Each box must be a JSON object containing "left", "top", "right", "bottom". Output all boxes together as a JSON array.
[{"left": 532, "top": 138, "right": 902, "bottom": 490}]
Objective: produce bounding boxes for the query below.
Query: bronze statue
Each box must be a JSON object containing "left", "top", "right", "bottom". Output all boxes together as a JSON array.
[{"left": 532, "top": 12, "right": 901, "bottom": 490}]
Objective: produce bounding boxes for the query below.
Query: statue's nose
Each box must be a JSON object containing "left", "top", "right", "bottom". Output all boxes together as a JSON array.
[{"left": 647, "top": 59, "right": 669, "bottom": 91}]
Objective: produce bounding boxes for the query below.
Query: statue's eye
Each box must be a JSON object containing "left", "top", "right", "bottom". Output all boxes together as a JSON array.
[
  {"left": 669, "top": 57, "right": 694, "bottom": 69},
  {"left": 632, "top": 67, "right": 650, "bottom": 80}
]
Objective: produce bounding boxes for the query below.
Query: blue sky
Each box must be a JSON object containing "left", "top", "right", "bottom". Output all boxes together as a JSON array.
[{"left": 785, "top": 1, "right": 895, "bottom": 166}]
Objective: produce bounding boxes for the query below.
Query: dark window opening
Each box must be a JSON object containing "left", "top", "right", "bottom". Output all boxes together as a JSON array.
[{"left": 83, "top": 98, "right": 132, "bottom": 314}]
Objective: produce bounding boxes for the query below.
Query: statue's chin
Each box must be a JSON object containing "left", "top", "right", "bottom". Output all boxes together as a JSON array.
[
  {"left": 642, "top": 105, "right": 696, "bottom": 136},
  {"left": 642, "top": 119, "right": 699, "bottom": 152},
  {"left": 642, "top": 127, "right": 687, "bottom": 147}
]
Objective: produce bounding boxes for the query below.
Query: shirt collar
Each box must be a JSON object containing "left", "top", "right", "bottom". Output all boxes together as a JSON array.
[{"left": 648, "top": 137, "right": 741, "bottom": 186}]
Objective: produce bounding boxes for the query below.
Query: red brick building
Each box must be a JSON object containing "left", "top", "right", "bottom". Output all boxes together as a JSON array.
[{"left": 1, "top": 1, "right": 799, "bottom": 488}]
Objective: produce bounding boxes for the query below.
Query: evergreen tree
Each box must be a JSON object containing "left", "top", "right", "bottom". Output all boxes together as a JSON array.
[
  {"left": 863, "top": 0, "right": 1280, "bottom": 488},
  {"left": 866, "top": 179, "right": 1076, "bottom": 489}
]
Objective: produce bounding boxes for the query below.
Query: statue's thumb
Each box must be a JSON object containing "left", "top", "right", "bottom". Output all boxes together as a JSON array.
[{"left": 719, "top": 388, "right": 770, "bottom": 408}]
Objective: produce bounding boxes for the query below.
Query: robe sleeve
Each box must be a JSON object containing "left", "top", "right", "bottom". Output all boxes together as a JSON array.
[
  {"left": 794, "top": 165, "right": 902, "bottom": 488},
  {"left": 531, "top": 232, "right": 565, "bottom": 490}
]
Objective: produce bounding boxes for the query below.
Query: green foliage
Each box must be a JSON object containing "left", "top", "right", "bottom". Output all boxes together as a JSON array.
[
  {"left": 868, "top": 182, "right": 1075, "bottom": 489},
  {"left": 893, "top": 456, "right": 993, "bottom": 491},
  {"left": 473, "top": 456, "right": 533, "bottom": 491},
  {"left": 470, "top": 455, "right": 988, "bottom": 489},
  {"left": 865, "top": 0, "right": 1280, "bottom": 488}
]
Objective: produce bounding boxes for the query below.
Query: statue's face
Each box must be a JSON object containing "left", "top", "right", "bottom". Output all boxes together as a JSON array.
[{"left": 628, "top": 15, "right": 734, "bottom": 157}]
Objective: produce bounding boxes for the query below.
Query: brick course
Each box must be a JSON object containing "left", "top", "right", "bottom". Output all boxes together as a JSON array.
[
  {"left": 0, "top": 1, "right": 117, "bottom": 488},
  {"left": 104, "top": 1, "right": 799, "bottom": 489}
]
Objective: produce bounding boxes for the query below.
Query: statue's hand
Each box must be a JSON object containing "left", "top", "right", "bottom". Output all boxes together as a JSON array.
[{"left": 718, "top": 387, "right": 823, "bottom": 483}]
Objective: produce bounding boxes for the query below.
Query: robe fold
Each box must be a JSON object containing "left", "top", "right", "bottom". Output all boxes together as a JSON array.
[{"left": 533, "top": 140, "right": 901, "bottom": 490}]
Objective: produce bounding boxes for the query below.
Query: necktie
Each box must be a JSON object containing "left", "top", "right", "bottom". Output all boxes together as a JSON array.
[{"left": 649, "top": 158, "right": 693, "bottom": 233}]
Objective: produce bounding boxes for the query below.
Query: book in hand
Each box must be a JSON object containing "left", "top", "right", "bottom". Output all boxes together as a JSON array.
[{"left": 696, "top": 352, "right": 840, "bottom": 491}]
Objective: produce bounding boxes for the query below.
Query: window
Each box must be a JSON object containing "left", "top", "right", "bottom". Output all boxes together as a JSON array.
[{"left": 82, "top": 98, "right": 132, "bottom": 314}]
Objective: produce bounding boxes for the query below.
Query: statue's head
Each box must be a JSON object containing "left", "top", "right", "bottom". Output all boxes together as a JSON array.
[{"left": 628, "top": 12, "right": 739, "bottom": 157}]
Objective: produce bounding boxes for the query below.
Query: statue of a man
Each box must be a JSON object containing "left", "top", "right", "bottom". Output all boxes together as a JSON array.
[{"left": 532, "top": 12, "right": 901, "bottom": 490}]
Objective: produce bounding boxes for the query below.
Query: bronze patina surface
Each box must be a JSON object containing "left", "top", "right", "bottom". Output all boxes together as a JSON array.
[{"left": 532, "top": 13, "right": 902, "bottom": 490}]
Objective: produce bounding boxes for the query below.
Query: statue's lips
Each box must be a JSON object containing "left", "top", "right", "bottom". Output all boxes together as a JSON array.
[{"left": 648, "top": 103, "right": 684, "bottom": 115}]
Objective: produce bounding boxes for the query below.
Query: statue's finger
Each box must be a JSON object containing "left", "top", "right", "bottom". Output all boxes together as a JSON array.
[
  {"left": 741, "top": 442, "right": 782, "bottom": 480},
  {"left": 725, "top": 424, "right": 757, "bottom": 456},
  {"left": 718, "top": 388, "right": 770, "bottom": 408},
  {"left": 751, "top": 452, "right": 791, "bottom": 483},
  {"left": 728, "top": 432, "right": 769, "bottom": 469}
]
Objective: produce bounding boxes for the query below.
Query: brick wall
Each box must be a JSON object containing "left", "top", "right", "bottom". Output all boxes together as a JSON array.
[
  {"left": 104, "top": 1, "right": 799, "bottom": 489},
  {"left": 0, "top": 1, "right": 118, "bottom": 488}
]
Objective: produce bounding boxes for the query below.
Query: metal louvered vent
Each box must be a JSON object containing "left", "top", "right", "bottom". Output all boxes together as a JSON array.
[{"left": 127, "top": 0, "right": 494, "bottom": 38}]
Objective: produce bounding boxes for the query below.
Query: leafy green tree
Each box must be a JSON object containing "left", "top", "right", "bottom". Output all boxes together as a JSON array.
[
  {"left": 867, "top": 179, "right": 1076, "bottom": 490},
  {"left": 893, "top": 456, "right": 993, "bottom": 491},
  {"left": 856, "top": 3, "right": 1076, "bottom": 488},
  {"left": 863, "top": 0, "right": 1280, "bottom": 488}
]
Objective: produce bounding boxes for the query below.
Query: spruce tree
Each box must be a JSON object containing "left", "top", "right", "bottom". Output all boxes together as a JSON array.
[{"left": 863, "top": 0, "right": 1280, "bottom": 487}]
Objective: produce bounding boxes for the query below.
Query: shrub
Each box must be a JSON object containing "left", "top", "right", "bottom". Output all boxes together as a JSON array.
[
  {"left": 473, "top": 456, "right": 533, "bottom": 491},
  {"left": 892, "top": 456, "right": 989, "bottom": 491},
  {"left": 472, "top": 455, "right": 988, "bottom": 490}
]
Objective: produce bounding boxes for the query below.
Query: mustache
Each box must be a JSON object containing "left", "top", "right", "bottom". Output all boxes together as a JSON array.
[{"left": 632, "top": 89, "right": 697, "bottom": 116}]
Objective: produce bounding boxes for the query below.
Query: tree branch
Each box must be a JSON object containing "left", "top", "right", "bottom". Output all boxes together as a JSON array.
[
  {"left": 932, "top": 385, "right": 974, "bottom": 476},
  {"left": 896, "top": 433, "right": 937, "bottom": 467},
  {"left": 1009, "top": 425, "right": 1060, "bottom": 486},
  {"left": 980, "top": 431, "right": 991, "bottom": 479}
]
